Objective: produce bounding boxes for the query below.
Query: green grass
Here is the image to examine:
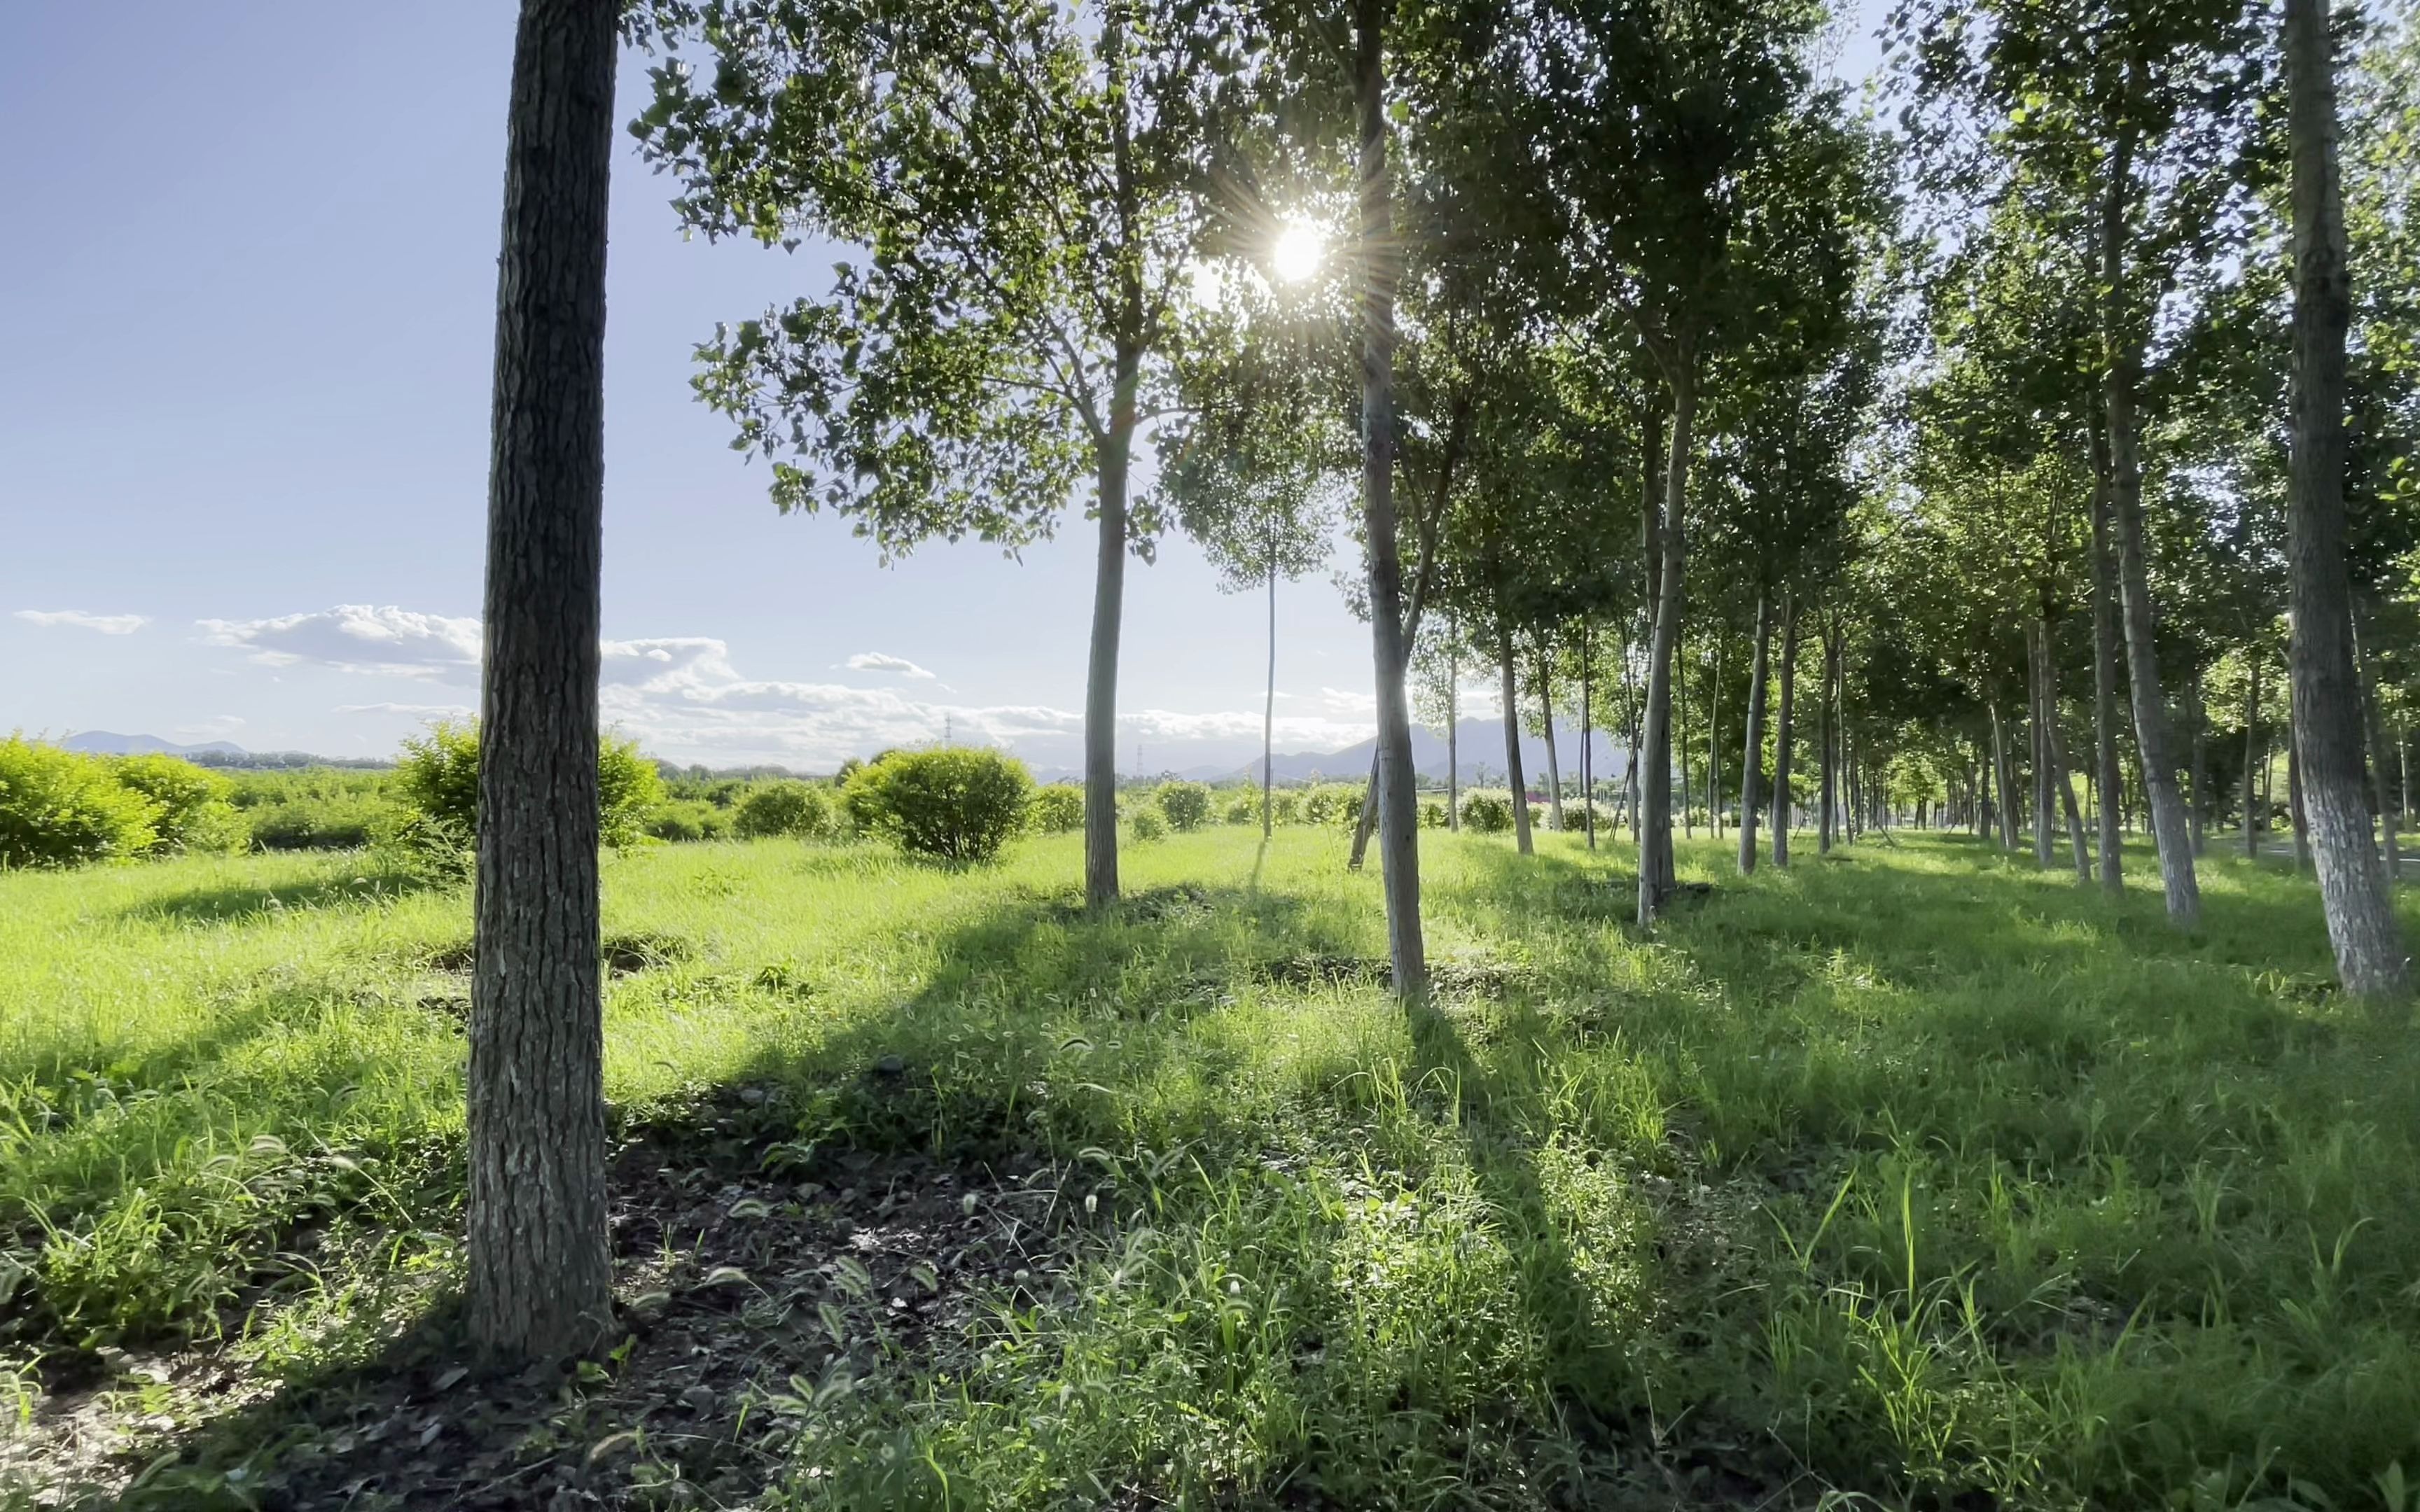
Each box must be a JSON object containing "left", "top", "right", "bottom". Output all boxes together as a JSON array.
[{"left": 6, "top": 826, "right": 2420, "bottom": 1508}]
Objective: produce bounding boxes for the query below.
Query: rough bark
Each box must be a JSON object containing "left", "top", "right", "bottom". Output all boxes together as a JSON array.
[
  {"left": 467, "top": 0, "right": 619, "bottom": 1362},
  {"left": 1353, "top": 0, "right": 1424, "bottom": 994},
  {"left": 2100, "top": 123, "right": 2201, "bottom": 927},
  {"left": 2281, "top": 0, "right": 2402, "bottom": 991},
  {"left": 1772, "top": 591, "right": 1797, "bottom": 867},
  {"left": 1739, "top": 594, "right": 1769, "bottom": 874},
  {"left": 1636, "top": 365, "right": 1693, "bottom": 922},
  {"left": 1501, "top": 623, "right": 1534, "bottom": 856},
  {"left": 2292, "top": 727, "right": 2312, "bottom": 870}
]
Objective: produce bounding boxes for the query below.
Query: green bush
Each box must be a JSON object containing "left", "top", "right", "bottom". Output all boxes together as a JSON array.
[
  {"left": 1269, "top": 792, "right": 1301, "bottom": 826},
  {"left": 1029, "top": 783, "right": 1085, "bottom": 834},
  {"left": 1223, "top": 792, "right": 1263, "bottom": 825},
  {"left": 1300, "top": 782, "right": 1366, "bottom": 828},
  {"left": 734, "top": 780, "right": 830, "bottom": 839},
  {"left": 1154, "top": 781, "right": 1211, "bottom": 833},
  {"left": 389, "top": 721, "right": 665, "bottom": 869},
  {"left": 646, "top": 799, "right": 730, "bottom": 843},
  {"left": 843, "top": 747, "right": 1033, "bottom": 863},
  {"left": 0, "top": 738, "right": 159, "bottom": 866},
  {"left": 227, "top": 769, "right": 392, "bottom": 850},
  {"left": 1459, "top": 788, "right": 1515, "bottom": 834},
  {"left": 1128, "top": 808, "right": 1167, "bottom": 843},
  {"left": 109, "top": 755, "right": 243, "bottom": 853},
  {"left": 1551, "top": 801, "right": 1605, "bottom": 833},
  {"left": 1421, "top": 798, "right": 1449, "bottom": 828}
]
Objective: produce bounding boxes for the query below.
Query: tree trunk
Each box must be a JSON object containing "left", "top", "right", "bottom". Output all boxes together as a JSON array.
[
  {"left": 468, "top": 0, "right": 619, "bottom": 1362},
  {"left": 2359, "top": 617, "right": 2400, "bottom": 878},
  {"left": 1351, "top": 0, "right": 1424, "bottom": 994},
  {"left": 2291, "top": 727, "right": 2312, "bottom": 871},
  {"left": 1636, "top": 361, "right": 1694, "bottom": 922},
  {"left": 2244, "top": 652, "right": 2262, "bottom": 858},
  {"left": 1772, "top": 590, "right": 1797, "bottom": 867},
  {"left": 1538, "top": 640, "right": 1565, "bottom": 832},
  {"left": 1680, "top": 636, "right": 1695, "bottom": 839},
  {"left": 1624, "top": 640, "right": 1642, "bottom": 842},
  {"left": 1447, "top": 614, "right": 1460, "bottom": 832},
  {"left": 1582, "top": 626, "right": 1597, "bottom": 848},
  {"left": 2043, "top": 617, "right": 2091, "bottom": 883},
  {"left": 1989, "top": 700, "right": 2017, "bottom": 852},
  {"left": 1501, "top": 622, "right": 1534, "bottom": 855},
  {"left": 2188, "top": 668, "right": 2208, "bottom": 855},
  {"left": 2086, "top": 427, "right": 2126, "bottom": 892},
  {"left": 2100, "top": 124, "right": 2200, "bottom": 925},
  {"left": 1818, "top": 624, "right": 1837, "bottom": 855},
  {"left": 2030, "top": 625, "right": 2054, "bottom": 868},
  {"left": 1708, "top": 635, "right": 1725, "bottom": 840},
  {"left": 1739, "top": 593, "right": 1769, "bottom": 874},
  {"left": 1262, "top": 554, "right": 1277, "bottom": 839},
  {"left": 2284, "top": 0, "right": 2405, "bottom": 992}
]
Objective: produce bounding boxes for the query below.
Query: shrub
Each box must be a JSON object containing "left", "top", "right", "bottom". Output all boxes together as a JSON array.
[
  {"left": 1154, "top": 780, "right": 1211, "bottom": 833},
  {"left": 1459, "top": 788, "right": 1515, "bottom": 834},
  {"left": 1300, "top": 782, "right": 1366, "bottom": 828},
  {"left": 1552, "top": 802, "right": 1605, "bottom": 834},
  {"left": 646, "top": 799, "right": 730, "bottom": 843},
  {"left": 1421, "top": 799, "right": 1449, "bottom": 828},
  {"left": 1223, "top": 792, "right": 1263, "bottom": 825},
  {"left": 1268, "top": 792, "right": 1301, "bottom": 826},
  {"left": 109, "top": 755, "right": 242, "bottom": 853},
  {"left": 1128, "top": 808, "right": 1167, "bottom": 843},
  {"left": 390, "top": 721, "right": 665, "bottom": 869},
  {"left": 1029, "top": 783, "right": 1085, "bottom": 834},
  {"left": 734, "top": 780, "right": 830, "bottom": 839},
  {"left": 0, "top": 738, "right": 159, "bottom": 866},
  {"left": 227, "top": 769, "right": 391, "bottom": 850},
  {"left": 843, "top": 747, "right": 1033, "bottom": 863}
]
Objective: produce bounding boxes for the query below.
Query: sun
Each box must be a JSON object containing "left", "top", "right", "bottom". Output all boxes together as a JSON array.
[{"left": 1272, "top": 221, "right": 1324, "bottom": 284}]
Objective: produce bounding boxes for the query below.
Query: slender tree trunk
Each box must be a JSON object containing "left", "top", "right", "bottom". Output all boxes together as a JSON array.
[
  {"left": 1501, "top": 622, "right": 1534, "bottom": 855},
  {"left": 1990, "top": 700, "right": 2017, "bottom": 853},
  {"left": 2359, "top": 617, "right": 2400, "bottom": 878},
  {"left": 2284, "top": 0, "right": 2405, "bottom": 992},
  {"left": 2043, "top": 617, "right": 2091, "bottom": 883},
  {"left": 1636, "top": 361, "right": 1694, "bottom": 922},
  {"left": 1708, "top": 636, "right": 1725, "bottom": 840},
  {"left": 2087, "top": 428, "right": 2126, "bottom": 892},
  {"left": 1818, "top": 625, "right": 1837, "bottom": 855},
  {"left": 1624, "top": 637, "right": 1642, "bottom": 842},
  {"left": 1538, "top": 640, "right": 1565, "bottom": 832},
  {"left": 1772, "top": 590, "right": 1797, "bottom": 867},
  {"left": 2292, "top": 728, "right": 2312, "bottom": 870},
  {"left": 2188, "top": 668, "right": 2208, "bottom": 855},
  {"left": 1447, "top": 614, "right": 1460, "bottom": 832},
  {"left": 468, "top": 0, "right": 618, "bottom": 1362},
  {"left": 2030, "top": 626, "right": 2054, "bottom": 868},
  {"left": 1739, "top": 594, "right": 1769, "bottom": 874},
  {"left": 2244, "top": 653, "right": 2262, "bottom": 858},
  {"left": 1262, "top": 553, "right": 1276, "bottom": 840},
  {"left": 2101, "top": 125, "right": 2200, "bottom": 925},
  {"left": 1680, "top": 635, "right": 1695, "bottom": 839},
  {"left": 1582, "top": 626, "right": 1597, "bottom": 849},
  {"left": 1353, "top": 0, "right": 1424, "bottom": 993}
]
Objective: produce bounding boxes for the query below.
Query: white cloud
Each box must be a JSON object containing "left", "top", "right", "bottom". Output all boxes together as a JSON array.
[
  {"left": 199, "top": 604, "right": 480, "bottom": 678},
  {"left": 844, "top": 652, "right": 938, "bottom": 680},
  {"left": 174, "top": 715, "right": 246, "bottom": 738},
  {"left": 336, "top": 701, "right": 474, "bottom": 720},
  {"left": 17, "top": 608, "right": 148, "bottom": 635},
  {"left": 1320, "top": 685, "right": 1377, "bottom": 717},
  {"left": 200, "top": 605, "right": 1377, "bottom": 771}
]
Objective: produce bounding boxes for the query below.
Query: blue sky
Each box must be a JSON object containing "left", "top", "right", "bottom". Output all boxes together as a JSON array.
[{"left": 1, "top": 2, "right": 1886, "bottom": 774}]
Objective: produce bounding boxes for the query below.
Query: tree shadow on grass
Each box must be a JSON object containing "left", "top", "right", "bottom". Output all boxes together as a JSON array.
[{"left": 120, "top": 869, "right": 439, "bottom": 926}]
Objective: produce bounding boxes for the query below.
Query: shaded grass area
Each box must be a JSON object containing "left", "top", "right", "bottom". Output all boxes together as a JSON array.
[{"left": 4, "top": 828, "right": 2420, "bottom": 1507}]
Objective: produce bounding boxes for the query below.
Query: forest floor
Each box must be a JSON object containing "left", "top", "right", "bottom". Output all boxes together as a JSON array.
[{"left": 4, "top": 825, "right": 2418, "bottom": 1511}]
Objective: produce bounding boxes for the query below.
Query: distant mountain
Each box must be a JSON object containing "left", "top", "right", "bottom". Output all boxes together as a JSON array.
[
  {"left": 1231, "top": 720, "right": 1634, "bottom": 789},
  {"left": 60, "top": 731, "right": 248, "bottom": 757}
]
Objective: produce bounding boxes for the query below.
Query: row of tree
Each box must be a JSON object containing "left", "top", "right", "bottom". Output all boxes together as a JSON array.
[{"left": 454, "top": 0, "right": 2419, "bottom": 1359}]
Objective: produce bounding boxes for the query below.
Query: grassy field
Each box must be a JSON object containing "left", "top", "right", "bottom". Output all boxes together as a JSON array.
[{"left": 5, "top": 825, "right": 2420, "bottom": 1508}]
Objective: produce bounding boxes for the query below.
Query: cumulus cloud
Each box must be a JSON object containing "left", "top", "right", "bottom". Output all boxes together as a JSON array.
[
  {"left": 199, "top": 604, "right": 480, "bottom": 678},
  {"left": 202, "top": 605, "right": 1376, "bottom": 770},
  {"left": 17, "top": 608, "right": 148, "bottom": 635},
  {"left": 844, "top": 652, "right": 939, "bottom": 680}
]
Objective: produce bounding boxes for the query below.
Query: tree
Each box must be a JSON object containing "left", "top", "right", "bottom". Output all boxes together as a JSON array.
[
  {"left": 2283, "top": 0, "right": 2407, "bottom": 997},
  {"left": 466, "top": 0, "right": 620, "bottom": 1360},
  {"left": 637, "top": 0, "right": 1258, "bottom": 911}
]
